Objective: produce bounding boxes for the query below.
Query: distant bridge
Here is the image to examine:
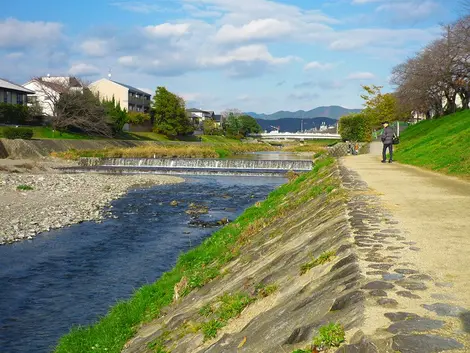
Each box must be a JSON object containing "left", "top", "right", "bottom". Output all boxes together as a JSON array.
[{"left": 248, "top": 132, "right": 341, "bottom": 140}]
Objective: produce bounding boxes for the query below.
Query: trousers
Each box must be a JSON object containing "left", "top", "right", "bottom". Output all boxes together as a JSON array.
[{"left": 382, "top": 143, "right": 393, "bottom": 161}]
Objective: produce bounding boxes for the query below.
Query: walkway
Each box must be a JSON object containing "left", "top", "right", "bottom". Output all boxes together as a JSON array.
[{"left": 340, "top": 141, "right": 470, "bottom": 351}]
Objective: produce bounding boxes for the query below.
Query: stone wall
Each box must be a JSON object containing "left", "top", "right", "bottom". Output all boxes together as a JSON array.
[{"left": 327, "top": 142, "right": 370, "bottom": 158}]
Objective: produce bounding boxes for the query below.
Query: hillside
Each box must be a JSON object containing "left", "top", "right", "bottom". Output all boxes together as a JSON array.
[
  {"left": 256, "top": 117, "right": 337, "bottom": 133},
  {"left": 247, "top": 105, "right": 360, "bottom": 120},
  {"left": 395, "top": 110, "right": 470, "bottom": 177}
]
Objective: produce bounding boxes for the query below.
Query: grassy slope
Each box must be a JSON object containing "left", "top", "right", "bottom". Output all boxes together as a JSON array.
[
  {"left": 54, "top": 158, "right": 337, "bottom": 353},
  {"left": 394, "top": 110, "right": 470, "bottom": 177}
]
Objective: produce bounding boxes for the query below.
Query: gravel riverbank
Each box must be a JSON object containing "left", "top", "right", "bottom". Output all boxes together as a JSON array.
[{"left": 0, "top": 171, "right": 184, "bottom": 245}]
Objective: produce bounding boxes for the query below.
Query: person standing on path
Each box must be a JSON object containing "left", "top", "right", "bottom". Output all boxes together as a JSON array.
[{"left": 381, "top": 121, "right": 394, "bottom": 163}]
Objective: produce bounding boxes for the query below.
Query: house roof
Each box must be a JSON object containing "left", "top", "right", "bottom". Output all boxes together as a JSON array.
[
  {"left": 187, "top": 108, "right": 214, "bottom": 114},
  {"left": 0, "top": 78, "right": 35, "bottom": 94},
  {"left": 110, "top": 80, "right": 151, "bottom": 96}
]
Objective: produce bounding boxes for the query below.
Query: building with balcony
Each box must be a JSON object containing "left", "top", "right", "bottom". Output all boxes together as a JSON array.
[
  {"left": 0, "top": 78, "right": 34, "bottom": 106},
  {"left": 89, "top": 78, "right": 151, "bottom": 113}
]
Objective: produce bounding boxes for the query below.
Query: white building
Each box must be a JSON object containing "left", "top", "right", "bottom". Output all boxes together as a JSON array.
[{"left": 23, "top": 76, "right": 83, "bottom": 116}]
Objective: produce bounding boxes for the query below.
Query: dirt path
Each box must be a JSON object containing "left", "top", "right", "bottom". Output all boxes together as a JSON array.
[{"left": 340, "top": 142, "right": 470, "bottom": 351}]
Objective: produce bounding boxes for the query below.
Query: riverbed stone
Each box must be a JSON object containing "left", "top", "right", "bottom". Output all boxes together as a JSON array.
[
  {"left": 369, "top": 290, "right": 387, "bottom": 297},
  {"left": 396, "top": 281, "right": 427, "bottom": 291},
  {"left": 385, "top": 312, "right": 421, "bottom": 322},
  {"left": 408, "top": 274, "right": 433, "bottom": 281},
  {"left": 362, "top": 281, "right": 395, "bottom": 290},
  {"left": 422, "top": 303, "right": 468, "bottom": 317},
  {"left": 391, "top": 334, "right": 464, "bottom": 353},
  {"left": 377, "top": 298, "right": 398, "bottom": 308},
  {"left": 397, "top": 291, "right": 421, "bottom": 299},
  {"left": 387, "top": 319, "right": 445, "bottom": 334},
  {"left": 394, "top": 269, "right": 418, "bottom": 275},
  {"left": 382, "top": 273, "right": 404, "bottom": 281},
  {"left": 368, "top": 264, "right": 392, "bottom": 270}
]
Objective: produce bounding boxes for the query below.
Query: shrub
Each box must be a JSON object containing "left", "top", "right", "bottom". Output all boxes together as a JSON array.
[
  {"left": 313, "top": 323, "right": 345, "bottom": 348},
  {"left": 3, "top": 127, "right": 34, "bottom": 140},
  {"left": 0, "top": 103, "right": 29, "bottom": 125},
  {"left": 338, "top": 113, "right": 372, "bottom": 142},
  {"left": 17, "top": 184, "right": 34, "bottom": 191}
]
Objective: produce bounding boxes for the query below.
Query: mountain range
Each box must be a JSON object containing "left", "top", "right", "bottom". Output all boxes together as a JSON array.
[{"left": 246, "top": 105, "right": 360, "bottom": 120}]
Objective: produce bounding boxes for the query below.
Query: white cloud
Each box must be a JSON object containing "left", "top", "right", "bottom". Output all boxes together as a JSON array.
[
  {"left": 351, "top": 0, "right": 384, "bottom": 4},
  {"left": 288, "top": 92, "right": 320, "bottom": 100},
  {"left": 0, "top": 18, "right": 62, "bottom": 48},
  {"left": 118, "top": 55, "right": 137, "bottom": 66},
  {"left": 201, "top": 44, "right": 293, "bottom": 66},
  {"left": 144, "top": 23, "right": 191, "bottom": 37},
  {"left": 347, "top": 71, "right": 375, "bottom": 80},
  {"left": 215, "top": 18, "right": 293, "bottom": 43},
  {"left": 68, "top": 63, "right": 100, "bottom": 76},
  {"left": 304, "top": 61, "right": 334, "bottom": 71},
  {"left": 80, "top": 39, "right": 110, "bottom": 57},
  {"left": 376, "top": 1, "right": 440, "bottom": 22}
]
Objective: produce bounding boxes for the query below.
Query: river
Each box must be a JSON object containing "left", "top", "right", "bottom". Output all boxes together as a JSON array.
[{"left": 0, "top": 175, "right": 285, "bottom": 353}]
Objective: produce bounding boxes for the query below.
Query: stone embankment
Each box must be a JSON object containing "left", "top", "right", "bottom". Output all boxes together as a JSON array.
[
  {"left": 0, "top": 171, "right": 183, "bottom": 245},
  {"left": 121, "top": 158, "right": 469, "bottom": 353}
]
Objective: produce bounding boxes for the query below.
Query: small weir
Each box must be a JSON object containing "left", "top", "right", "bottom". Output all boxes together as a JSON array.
[{"left": 60, "top": 157, "right": 314, "bottom": 176}]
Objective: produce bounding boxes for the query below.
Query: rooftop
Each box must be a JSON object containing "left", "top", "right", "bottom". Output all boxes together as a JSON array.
[
  {"left": 0, "top": 78, "right": 35, "bottom": 94},
  {"left": 111, "top": 80, "right": 151, "bottom": 96}
]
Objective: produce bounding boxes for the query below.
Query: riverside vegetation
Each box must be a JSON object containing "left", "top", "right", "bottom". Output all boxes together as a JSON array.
[
  {"left": 394, "top": 110, "right": 470, "bottom": 177},
  {"left": 54, "top": 157, "right": 340, "bottom": 353}
]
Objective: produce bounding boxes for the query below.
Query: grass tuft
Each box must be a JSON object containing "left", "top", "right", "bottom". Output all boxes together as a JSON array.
[
  {"left": 16, "top": 184, "right": 34, "bottom": 191},
  {"left": 300, "top": 250, "right": 336, "bottom": 275},
  {"left": 313, "top": 322, "right": 345, "bottom": 348}
]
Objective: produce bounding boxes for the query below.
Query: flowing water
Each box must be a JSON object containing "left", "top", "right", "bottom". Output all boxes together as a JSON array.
[{"left": 0, "top": 176, "right": 285, "bottom": 353}]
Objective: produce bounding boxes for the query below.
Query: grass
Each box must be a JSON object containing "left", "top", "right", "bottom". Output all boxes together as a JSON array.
[
  {"left": 16, "top": 184, "right": 34, "bottom": 191},
  {"left": 313, "top": 323, "right": 345, "bottom": 348},
  {"left": 199, "top": 292, "right": 254, "bottom": 340},
  {"left": 52, "top": 141, "right": 277, "bottom": 160},
  {"left": 300, "top": 250, "right": 336, "bottom": 275},
  {"left": 394, "top": 110, "right": 470, "bottom": 177},
  {"left": 290, "top": 323, "right": 345, "bottom": 353},
  {"left": 54, "top": 157, "right": 338, "bottom": 353}
]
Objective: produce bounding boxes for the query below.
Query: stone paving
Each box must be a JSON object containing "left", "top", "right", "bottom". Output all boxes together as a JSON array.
[{"left": 337, "top": 163, "right": 470, "bottom": 353}]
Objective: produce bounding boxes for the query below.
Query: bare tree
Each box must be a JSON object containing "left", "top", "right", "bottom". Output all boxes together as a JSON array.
[
  {"left": 30, "top": 77, "right": 112, "bottom": 137},
  {"left": 221, "top": 108, "right": 243, "bottom": 118},
  {"left": 391, "top": 14, "right": 470, "bottom": 118}
]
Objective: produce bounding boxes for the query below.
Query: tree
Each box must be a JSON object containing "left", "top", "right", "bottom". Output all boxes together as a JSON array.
[
  {"left": 55, "top": 89, "right": 112, "bottom": 136},
  {"left": 223, "top": 113, "right": 243, "bottom": 137},
  {"left": 102, "top": 96, "right": 128, "bottom": 134},
  {"left": 202, "top": 119, "right": 222, "bottom": 135},
  {"left": 128, "top": 111, "right": 150, "bottom": 125},
  {"left": 391, "top": 15, "right": 470, "bottom": 117},
  {"left": 221, "top": 108, "right": 243, "bottom": 119},
  {"left": 238, "top": 115, "right": 262, "bottom": 135},
  {"left": 152, "top": 87, "right": 194, "bottom": 136},
  {"left": 32, "top": 77, "right": 112, "bottom": 136},
  {"left": 360, "top": 85, "right": 408, "bottom": 127},
  {"left": 338, "top": 113, "right": 372, "bottom": 142}
]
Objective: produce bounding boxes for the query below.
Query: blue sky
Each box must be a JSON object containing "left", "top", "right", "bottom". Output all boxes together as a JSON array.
[{"left": 0, "top": 0, "right": 461, "bottom": 113}]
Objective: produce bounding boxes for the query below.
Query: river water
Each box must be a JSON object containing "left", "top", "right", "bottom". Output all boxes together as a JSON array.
[{"left": 0, "top": 176, "right": 284, "bottom": 353}]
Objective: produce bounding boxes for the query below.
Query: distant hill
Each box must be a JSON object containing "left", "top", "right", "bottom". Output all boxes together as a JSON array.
[
  {"left": 246, "top": 106, "right": 360, "bottom": 120},
  {"left": 256, "top": 117, "right": 337, "bottom": 133}
]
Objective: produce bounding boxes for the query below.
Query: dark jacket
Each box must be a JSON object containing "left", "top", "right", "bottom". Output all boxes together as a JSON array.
[{"left": 381, "top": 126, "right": 394, "bottom": 145}]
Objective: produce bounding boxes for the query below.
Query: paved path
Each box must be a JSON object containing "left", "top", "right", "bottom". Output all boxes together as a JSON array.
[{"left": 340, "top": 142, "right": 470, "bottom": 351}]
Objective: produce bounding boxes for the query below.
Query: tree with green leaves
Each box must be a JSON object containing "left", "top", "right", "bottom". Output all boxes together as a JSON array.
[
  {"left": 238, "top": 115, "right": 262, "bottom": 135},
  {"left": 152, "top": 87, "right": 194, "bottom": 136},
  {"left": 338, "top": 112, "right": 372, "bottom": 142},
  {"left": 102, "top": 96, "right": 128, "bottom": 134},
  {"left": 360, "top": 85, "right": 408, "bottom": 127},
  {"left": 202, "top": 119, "right": 222, "bottom": 135}
]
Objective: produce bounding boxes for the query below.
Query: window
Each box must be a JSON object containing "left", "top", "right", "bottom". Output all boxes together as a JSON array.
[
  {"left": 17, "top": 93, "right": 24, "bottom": 105},
  {"left": 5, "top": 91, "right": 11, "bottom": 104}
]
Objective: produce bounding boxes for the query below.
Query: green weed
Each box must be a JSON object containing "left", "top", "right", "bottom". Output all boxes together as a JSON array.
[
  {"left": 16, "top": 184, "right": 34, "bottom": 191},
  {"left": 255, "top": 283, "right": 279, "bottom": 298},
  {"left": 313, "top": 322, "right": 345, "bottom": 348},
  {"left": 300, "top": 250, "right": 336, "bottom": 275}
]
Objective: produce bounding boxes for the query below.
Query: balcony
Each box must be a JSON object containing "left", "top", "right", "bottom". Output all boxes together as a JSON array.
[{"left": 128, "top": 96, "right": 150, "bottom": 107}]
